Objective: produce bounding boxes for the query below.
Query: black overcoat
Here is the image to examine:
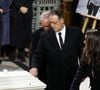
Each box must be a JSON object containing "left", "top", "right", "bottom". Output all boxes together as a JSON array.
[
  {"left": 30, "top": 28, "right": 43, "bottom": 67},
  {"left": 70, "top": 62, "right": 100, "bottom": 90},
  {"left": 31, "top": 26, "right": 84, "bottom": 90},
  {"left": 0, "top": 13, "right": 2, "bottom": 46},
  {"left": 30, "top": 28, "right": 47, "bottom": 83},
  {"left": 10, "top": 0, "right": 34, "bottom": 48}
]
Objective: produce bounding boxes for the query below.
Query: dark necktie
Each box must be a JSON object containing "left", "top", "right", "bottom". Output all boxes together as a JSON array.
[{"left": 58, "top": 32, "right": 63, "bottom": 48}]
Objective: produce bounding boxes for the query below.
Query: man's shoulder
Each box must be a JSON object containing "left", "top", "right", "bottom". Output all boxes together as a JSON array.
[
  {"left": 68, "top": 26, "right": 80, "bottom": 31},
  {"left": 40, "top": 30, "right": 51, "bottom": 36},
  {"left": 67, "top": 26, "right": 82, "bottom": 34},
  {"left": 32, "top": 28, "right": 43, "bottom": 35},
  {"left": 39, "top": 30, "right": 53, "bottom": 40}
]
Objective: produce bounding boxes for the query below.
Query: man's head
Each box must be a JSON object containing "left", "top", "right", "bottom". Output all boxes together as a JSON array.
[
  {"left": 40, "top": 11, "right": 50, "bottom": 30},
  {"left": 48, "top": 9, "right": 64, "bottom": 32}
]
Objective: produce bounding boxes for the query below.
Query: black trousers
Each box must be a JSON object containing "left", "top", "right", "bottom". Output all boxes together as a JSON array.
[{"left": 87, "top": 3, "right": 99, "bottom": 16}]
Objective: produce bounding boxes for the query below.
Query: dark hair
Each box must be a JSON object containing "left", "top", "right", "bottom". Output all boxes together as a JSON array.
[
  {"left": 81, "top": 29, "right": 100, "bottom": 65},
  {"left": 49, "top": 9, "right": 64, "bottom": 19}
]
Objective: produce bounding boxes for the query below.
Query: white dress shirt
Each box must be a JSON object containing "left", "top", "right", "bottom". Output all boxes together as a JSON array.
[{"left": 55, "top": 25, "right": 66, "bottom": 49}]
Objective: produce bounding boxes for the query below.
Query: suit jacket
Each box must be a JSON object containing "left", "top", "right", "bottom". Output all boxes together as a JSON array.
[{"left": 31, "top": 26, "right": 84, "bottom": 90}]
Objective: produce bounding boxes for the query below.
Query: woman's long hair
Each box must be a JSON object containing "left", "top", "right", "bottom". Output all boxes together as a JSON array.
[{"left": 81, "top": 29, "right": 100, "bottom": 65}]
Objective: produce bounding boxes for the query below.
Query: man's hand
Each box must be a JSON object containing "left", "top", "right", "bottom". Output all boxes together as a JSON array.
[
  {"left": 20, "top": 6, "right": 28, "bottom": 14},
  {"left": 29, "top": 68, "right": 38, "bottom": 77},
  {"left": 0, "top": 8, "right": 3, "bottom": 13}
]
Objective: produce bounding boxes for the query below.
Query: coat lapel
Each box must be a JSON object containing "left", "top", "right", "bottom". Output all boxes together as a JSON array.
[
  {"left": 49, "top": 27, "right": 69, "bottom": 51},
  {"left": 62, "top": 27, "right": 69, "bottom": 50},
  {"left": 50, "top": 31, "right": 61, "bottom": 51}
]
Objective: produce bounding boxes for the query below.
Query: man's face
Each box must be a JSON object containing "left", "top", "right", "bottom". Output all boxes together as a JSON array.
[
  {"left": 40, "top": 19, "right": 50, "bottom": 30},
  {"left": 49, "top": 15, "right": 64, "bottom": 32}
]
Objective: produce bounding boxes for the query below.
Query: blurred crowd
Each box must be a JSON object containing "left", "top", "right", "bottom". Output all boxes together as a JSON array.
[{"left": 0, "top": 0, "right": 33, "bottom": 62}]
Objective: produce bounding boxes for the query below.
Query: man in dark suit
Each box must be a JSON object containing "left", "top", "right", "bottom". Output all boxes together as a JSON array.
[{"left": 29, "top": 9, "right": 84, "bottom": 90}]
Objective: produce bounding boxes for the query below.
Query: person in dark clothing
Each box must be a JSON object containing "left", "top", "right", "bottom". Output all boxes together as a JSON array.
[
  {"left": 9, "top": 0, "right": 34, "bottom": 61},
  {"left": 29, "top": 11, "right": 51, "bottom": 83},
  {"left": 0, "top": 0, "right": 13, "bottom": 60},
  {"left": 70, "top": 29, "right": 100, "bottom": 90},
  {"left": 29, "top": 9, "right": 84, "bottom": 90}
]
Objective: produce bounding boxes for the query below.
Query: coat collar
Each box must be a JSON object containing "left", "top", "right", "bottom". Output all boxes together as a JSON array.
[{"left": 50, "top": 26, "right": 68, "bottom": 51}]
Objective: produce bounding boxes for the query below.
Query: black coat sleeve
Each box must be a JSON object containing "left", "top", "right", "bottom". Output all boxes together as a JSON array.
[
  {"left": 31, "top": 33, "right": 45, "bottom": 69},
  {"left": 29, "top": 29, "right": 43, "bottom": 68},
  {"left": 70, "top": 64, "right": 90, "bottom": 90},
  {"left": 11, "top": 0, "right": 34, "bottom": 10},
  {"left": 11, "top": 0, "right": 23, "bottom": 9}
]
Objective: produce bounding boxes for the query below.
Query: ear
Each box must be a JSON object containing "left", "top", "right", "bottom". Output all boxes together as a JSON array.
[{"left": 60, "top": 18, "right": 64, "bottom": 23}]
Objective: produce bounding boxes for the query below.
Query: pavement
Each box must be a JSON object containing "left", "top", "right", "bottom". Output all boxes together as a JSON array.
[
  {"left": 0, "top": 57, "right": 29, "bottom": 71},
  {"left": 0, "top": 61, "right": 23, "bottom": 71}
]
